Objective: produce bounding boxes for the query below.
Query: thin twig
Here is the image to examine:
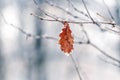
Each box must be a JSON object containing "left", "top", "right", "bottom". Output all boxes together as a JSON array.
[
  {"left": 81, "top": 0, "right": 102, "bottom": 28},
  {"left": 98, "top": 56, "right": 120, "bottom": 67},
  {"left": 0, "top": 13, "right": 58, "bottom": 40},
  {"left": 1, "top": 12, "right": 87, "bottom": 44},
  {"left": 31, "top": 13, "right": 120, "bottom": 35},
  {"left": 31, "top": 13, "right": 116, "bottom": 25},
  {"left": 103, "top": 0, "right": 115, "bottom": 20},
  {"left": 105, "top": 27, "right": 120, "bottom": 34},
  {"left": 70, "top": 54, "right": 82, "bottom": 80},
  {"left": 45, "top": 0, "right": 87, "bottom": 21},
  {"left": 81, "top": 0, "right": 94, "bottom": 22},
  {"left": 67, "top": 0, "right": 89, "bottom": 18},
  {"left": 102, "top": 0, "right": 117, "bottom": 27},
  {"left": 90, "top": 43, "right": 120, "bottom": 64},
  {"left": 33, "top": 0, "right": 63, "bottom": 21},
  {"left": 30, "top": 13, "right": 62, "bottom": 22},
  {"left": 79, "top": 24, "right": 90, "bottom": 43},
  {"left": 96, "top": 13, "right": 120, "bottom": 34},
  {"left": 96, "top": 13, "right": 112, "bottom": 21},
  {"left": 79, "top": 24, "right": 120, "bottom": 66}
]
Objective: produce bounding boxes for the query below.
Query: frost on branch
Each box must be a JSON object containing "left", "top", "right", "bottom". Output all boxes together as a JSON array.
[{"left": 59, "top": 22, "right": 74, "bottom": 55}]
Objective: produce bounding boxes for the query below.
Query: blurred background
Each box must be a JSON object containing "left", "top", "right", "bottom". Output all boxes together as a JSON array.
[{"left": 0, "top": 0, "right": 120, "bottom": 80}]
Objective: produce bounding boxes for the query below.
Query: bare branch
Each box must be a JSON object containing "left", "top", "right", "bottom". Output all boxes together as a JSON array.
[
  {"left": 45, "top": 0, "right": 87, "bottom": 21},
  {"left": 79, "top": 24, "right": 90, "bottom": 43},
  {"left": 105, "top": 27, "right": 120, "bottom": 35},
  {"left": 34, "top": 0, "right": 120, "bottom": 33},
  {"left": 90, "top": 43, "right": 120, "bottom": 64},
  {"left": 31, "top": 13, "right": 61, "bottom": 22},
  {"left": 67, "top": 0, "right": 89, "bottom": 19},
  {"left": 0, "top": 13, "right": 58, "bottom": 40},
  {"left": 32, "top": 11, "right": 120, "bottom": 35},
  {"left": 31, "top": 13, "right": 117, "bottom": 25},
  {"left": 103, "top": 0, "right": 115, "bottom": 21},
  {"left": 99, "top": 56, "right": 120, "bottom": 68},
  {"left": 1, "top": 12, "right": 88, "bottom": 44},
  {"left": 81, "top": 0, "right": 94, "bottom": 22},
  {"left": 96, "top": 13, "right": 120, "bottom": 34},
  {"left": 78, "top": 24, "right": 120, "bottom": 65},
  {"left": 70, "top": 54, "right": 83, "bottom": 80},
  {"left": 33, "top": 0, "right": 65, "bottom": 21}
]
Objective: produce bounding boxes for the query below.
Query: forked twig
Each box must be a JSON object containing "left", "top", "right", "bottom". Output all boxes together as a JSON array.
[
  {"left": 67, "top": 0, "right": 89, "bottom": 18},
  {"left": 45, "top": 0, "right": 86, "bottom": 21},
  {"left": 81, "top": 0, "right": 94, "bottom": 22},
  {"left": 79, "top": 24, "right": 120, "bottom": 66}
]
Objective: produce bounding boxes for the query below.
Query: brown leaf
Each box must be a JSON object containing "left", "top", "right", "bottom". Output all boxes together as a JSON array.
[{"left": 59, "top": 22, "right": 74, "bottom": 55}]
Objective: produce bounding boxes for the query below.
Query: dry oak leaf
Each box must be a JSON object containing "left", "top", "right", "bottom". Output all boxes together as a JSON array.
[{"left": 59, "top": 22, "right": 74, "bottom": 55}]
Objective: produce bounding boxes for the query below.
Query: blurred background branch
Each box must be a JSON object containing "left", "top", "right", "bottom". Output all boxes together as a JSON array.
[{"left": 0, "top": 0, "right": 120, "bottom": 80}]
